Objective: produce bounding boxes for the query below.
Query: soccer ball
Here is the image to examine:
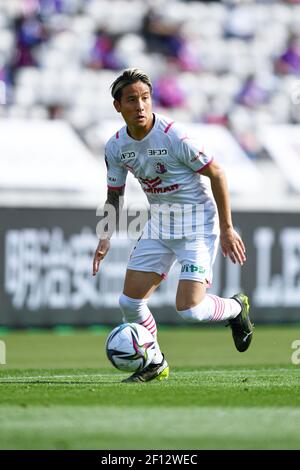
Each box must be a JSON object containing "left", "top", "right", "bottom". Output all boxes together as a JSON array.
[{"left": 105, "top": 323, "right": 156, "bottom": 372}]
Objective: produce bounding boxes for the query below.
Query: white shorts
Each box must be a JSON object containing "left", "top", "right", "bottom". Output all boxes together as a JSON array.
[{"left": 127, "top": 230, "right": 219, "bottom": 284}]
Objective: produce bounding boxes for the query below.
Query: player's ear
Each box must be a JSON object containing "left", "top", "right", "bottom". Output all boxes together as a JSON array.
[{"left": 113, "top": 99, "right": 121, "bottom": 113}]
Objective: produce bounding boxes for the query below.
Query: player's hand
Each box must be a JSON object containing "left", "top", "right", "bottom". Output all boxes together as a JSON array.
[
  {"left": 220, "top": 227, "right": 246, "bottom": 266},
  {"left": 93, "top": 239, "right": 110, "bottom": 276}
]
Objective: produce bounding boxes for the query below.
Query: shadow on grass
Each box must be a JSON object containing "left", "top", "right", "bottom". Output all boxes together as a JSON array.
[{"left": 0, "top": 379, "right": 121, "bottom": 385}]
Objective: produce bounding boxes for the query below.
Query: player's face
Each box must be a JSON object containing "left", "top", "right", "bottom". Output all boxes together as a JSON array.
[{"left": 114, "top": 81, "right": 153, "bottom": 136}]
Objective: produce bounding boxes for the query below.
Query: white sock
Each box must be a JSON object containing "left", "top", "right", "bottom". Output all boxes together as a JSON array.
[
  {"left": 119, "top": 294, "right": 163, "bottom": 364},
  {"left": 177, "top": 294, "right": 241, "bottom": 322}
]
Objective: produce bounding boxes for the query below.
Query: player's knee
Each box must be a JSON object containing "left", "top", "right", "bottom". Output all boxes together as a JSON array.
[
  {"left": 176, "top": 297, "right": 203, "bottom": 313},
  {"left": 176, "top": 300, "right": 193, "bottom": 312},
  {"left": 176, "top": 287, "right": 206, "bottom": 313}
]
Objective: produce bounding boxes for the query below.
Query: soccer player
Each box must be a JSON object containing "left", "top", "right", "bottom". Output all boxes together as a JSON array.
[{"left": 93, "top": 68, "right": 253, "bottom": 383}]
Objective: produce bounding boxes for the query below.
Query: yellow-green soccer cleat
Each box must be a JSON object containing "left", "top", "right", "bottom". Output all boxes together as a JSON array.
[
  {"left": 227, "top": 293, "right": 254, "bottom": 352},
  {"left": 122, "top": 355, "right": 169, "bottom": 383}
]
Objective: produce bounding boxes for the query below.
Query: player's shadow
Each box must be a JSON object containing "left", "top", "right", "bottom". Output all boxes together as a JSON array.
[{"left": 0, "top": 379, "right": 120, "bottom": 385}]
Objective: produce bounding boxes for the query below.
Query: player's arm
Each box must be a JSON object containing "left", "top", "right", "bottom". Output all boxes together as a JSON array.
[
  {"left": 93, "top": 186, "right": 125, "bottom": 276},
  {"left": 173, "top": 129, "right": 246, "bottom": 265},
  {"left": 93, "top": 141, "right": 127, "bottom": 276},
  {"left": 201, "top": 160, "right": 246, "bottom": 266}
]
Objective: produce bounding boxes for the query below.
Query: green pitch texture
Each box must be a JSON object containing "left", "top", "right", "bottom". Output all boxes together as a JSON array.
[{"left": 0, "top": 325, "right": 300, "bottom": 450}]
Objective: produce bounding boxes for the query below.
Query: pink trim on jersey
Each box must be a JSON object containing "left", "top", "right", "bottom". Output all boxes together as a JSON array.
[
  {"left": 116, "top": 131, "right": 119, "bottom": 139},
  {"left": 164, "top": 121, "right": 175, "bottom": 134},
  {"left": 107, "top": 184, "right": 125, "bottom": 190},
  {"left": 180, "top": 135, "right": 189, "bottom": 141},
  {"left": 196, "top": 157, "right": 214, "bottom": 173}
]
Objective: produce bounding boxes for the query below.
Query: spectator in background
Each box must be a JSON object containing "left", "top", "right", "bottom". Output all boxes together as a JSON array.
[
  {"left": 233, "top": 74, "right": 273, "bottom": 159},
  {"left": 177, "top": 39, "right": 202, "bottom": 73},
  {"left": 276, "top": 34, "right": 300, "bottom": 76},
  {"left": 0, "top": 59, "right": 9, "bottom": 87},
  {"left": 153, "top": 73, "right": 186, "bottom": 108},
  {"left": 88, "top": 28, "right": 124, "bottom": 70},
  {"left": 0, "top": 62, "right": 8, "bottom": 105},
  {"left": 39, "top": 0, "right": 64, "bottom": 15},
  {"left": 11, "top": 13, "right": 46, "bottom": 80},
  {"left": 236, "top": 74, "right": 269, "bottom": 108},
  {"left": 142, "top": 8, "right": 200, "bottom": 73},
  {"left": 141, "top": 8, "right": 183, "bottom": 59}
]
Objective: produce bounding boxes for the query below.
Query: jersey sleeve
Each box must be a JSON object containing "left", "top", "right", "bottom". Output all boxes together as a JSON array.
[
  {"left": 105, "top": 142, "right": 128, "bottom": 190},
  {"left": 173, "top": 130, "right": 213, "bottom": 173}
]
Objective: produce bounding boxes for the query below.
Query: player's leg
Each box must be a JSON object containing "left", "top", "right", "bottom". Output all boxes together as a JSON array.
[
  {"left": 176, "top": 281, "right": 253, "bottom": 352},
  {"left": 174, "top": 236, "right": 253, "bottom": 352},
  {"left": 123, "top": 269, "right": 162, "bottom": 298},
  {"left": 121, "top": 269, "right": 163, "bottom": 357},
  {"left": 176, "top": 279, "right": 243, "bottom": 323},
  {"left": 119, "top": 237, "right": 175, "bottom": 382}
]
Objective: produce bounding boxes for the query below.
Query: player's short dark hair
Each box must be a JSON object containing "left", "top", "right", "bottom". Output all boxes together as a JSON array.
[{"left": 110, "top": 68, "right": 152, "bottom": 102}]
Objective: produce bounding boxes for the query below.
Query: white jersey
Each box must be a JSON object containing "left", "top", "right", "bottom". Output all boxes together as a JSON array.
[{"left": 105, "top": 113, "right": 218, "bottom": 238}]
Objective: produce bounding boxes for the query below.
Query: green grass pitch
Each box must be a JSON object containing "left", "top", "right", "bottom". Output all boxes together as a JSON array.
[{"left": 0, "top": 325, "right": 300, "bottom": 450}]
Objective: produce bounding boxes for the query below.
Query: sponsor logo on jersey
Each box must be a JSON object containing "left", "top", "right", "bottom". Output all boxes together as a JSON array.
[
  {"left": 147, "top": 148, "right": 168, "bottom": 157},
  {"left": 155, "top": 162, "right": 167, "bottom": 174},
  {"left": 121, "top": 151, "right": 136, "bottom": 161},
  {"left": 108, "top": 176, "right": 117, "bottom": 182},
  {"left": 139, "top": 177, "right": 179, "bottom": 193},
  {"left": 144, "top": 184, "right": 179, "bottom": 194},
  {"left": 140, "top": 177, "right": 162, "bottom": 188},
  {"left": 181, "top": 264, "right": 206, "bottom": 273}
]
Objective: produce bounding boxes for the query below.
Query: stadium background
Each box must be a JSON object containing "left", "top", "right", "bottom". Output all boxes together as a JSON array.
[{"left": 1, "top": 0, "right": 300, "bottom": 327}]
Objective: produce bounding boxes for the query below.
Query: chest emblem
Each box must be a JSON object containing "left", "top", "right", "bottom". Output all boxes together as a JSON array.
[{"left": 154, "top": 162, "right": 167, "bottom": 174}]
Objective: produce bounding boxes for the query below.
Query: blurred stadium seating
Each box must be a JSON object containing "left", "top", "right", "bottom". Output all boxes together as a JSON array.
[{"left": 1, "top": 0, "right": 300, "bottom": 207}]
